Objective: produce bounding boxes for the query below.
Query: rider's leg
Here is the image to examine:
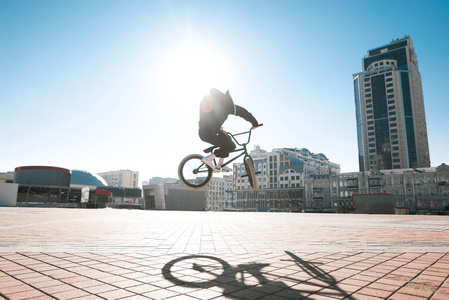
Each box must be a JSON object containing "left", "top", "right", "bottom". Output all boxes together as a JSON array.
[
  {"left": 213, "top": 132, "right": 236, "bottom": 158},
  {"left": 199, "top": 130, "right": 235, "bottom": 172},
  {"left": 218, "top": 157, "right": 232, "bottom": 172},
  {"left": 214, "top": 133, "right": 235, "bottom": 172},
  {"left": 201, "top": 153, "right": 218, "bottom": 171}
]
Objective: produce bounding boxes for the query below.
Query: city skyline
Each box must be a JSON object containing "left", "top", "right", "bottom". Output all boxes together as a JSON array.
[{"left": 1, "top": 0, "right": 449, "bottom": 184}]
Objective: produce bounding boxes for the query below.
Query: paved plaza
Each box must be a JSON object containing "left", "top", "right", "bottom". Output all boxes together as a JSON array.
[{"left": 0, "top": 208, "right": 448, "bottom": 299}]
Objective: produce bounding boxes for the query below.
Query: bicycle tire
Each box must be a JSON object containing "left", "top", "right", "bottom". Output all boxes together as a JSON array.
[
  {"left": 178, "top": 154, "right": 213, "bottom": 189},
  {"left": 244, "top": 155, "right": 257, "bottom": 191}
]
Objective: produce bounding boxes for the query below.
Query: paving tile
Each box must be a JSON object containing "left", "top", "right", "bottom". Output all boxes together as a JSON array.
[
  {"left": 356, "top": 286, "right": 394, "bottom": 298},
  {"left": 82, "top": 283, "right": 118, "bottom": 294},
  {"left": 338, "top": 278, "right": 371, "bottom": 287},
  {"left": 350, "top": 293, "right": 384, "bottom": 299},
  {"left": 367, "top": 281, "right": 400, "bottom": 292},
  {"left": 127, "top": 283, "right": 166, "bottom": 294},
  {"left": 142, "top": 288, "right": 179, "bottom": 299},
  {"left": 396, "top": 285, "right": 435, "bottom": 298},
  {"left": 3, "top": 289, "right": 46, "bottom": 300},
  {"left": 96, "top": 288, "right": 136, "bottom": 300},
  {"left": 40, "top": 283, "right": 80, "bottom": 294},
  {"left": 187, "top": 288, "right": 223, "bottom": 299},
  {"left": 1, "top": 284, "right": 36, "bottom": 295},
  {"left": 388, "top": 292, "right": 428, "bottom": 300},
  {"left": 166, "top": 295, "right": 199, "bottom": 300},
  {"left": 229, "top": 287, "right": 269, "bottom": 300},
  {"left": 52, "top": 289, "right": 91, "bottom": 299}
]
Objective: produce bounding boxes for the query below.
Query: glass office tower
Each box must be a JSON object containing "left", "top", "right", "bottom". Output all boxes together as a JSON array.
[{"left": 353, "top": 36, "right": 430, "bottom": 171}]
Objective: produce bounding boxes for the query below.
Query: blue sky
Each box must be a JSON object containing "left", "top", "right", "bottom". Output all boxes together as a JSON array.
[{"left": 1, "top": 0, "right": 449, "bottom": 184}]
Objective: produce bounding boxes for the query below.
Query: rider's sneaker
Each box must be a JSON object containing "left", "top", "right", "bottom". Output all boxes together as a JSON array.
[
  {"left": 221, "top": 166, "right": 232, "bottom": 172},
  {"left": 202, "top": 156, "right": 220, "bottom": 172}
]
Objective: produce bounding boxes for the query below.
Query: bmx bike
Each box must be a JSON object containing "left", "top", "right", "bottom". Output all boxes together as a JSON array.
[{"left": 178, "top": 125, "right": 262, "bottom": 191}]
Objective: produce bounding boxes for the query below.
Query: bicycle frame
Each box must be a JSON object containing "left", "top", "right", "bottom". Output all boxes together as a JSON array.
[{"left": 214, "top": 129, "right": 253, "bottom": 170}]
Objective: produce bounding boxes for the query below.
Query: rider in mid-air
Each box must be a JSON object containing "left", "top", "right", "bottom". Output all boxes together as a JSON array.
[{"left": 199, "top": 88, "right": 259, "bottom": 172}]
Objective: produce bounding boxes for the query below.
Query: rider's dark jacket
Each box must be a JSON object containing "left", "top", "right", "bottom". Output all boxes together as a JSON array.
[{"left": 199, "top": 88, "right": 258, "bottom": 135}]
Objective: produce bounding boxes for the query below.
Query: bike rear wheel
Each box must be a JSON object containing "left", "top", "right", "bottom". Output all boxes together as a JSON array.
[
  {"left": 244, "top": 155, "right": 257, "bottom": 191},
  {"left": 178, "top": 154, "right": 213, "bottom": 189}
]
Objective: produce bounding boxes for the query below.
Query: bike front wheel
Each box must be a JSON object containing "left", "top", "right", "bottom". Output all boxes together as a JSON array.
[
  {"left": 244, "top": 155, "right": 257, "bottom": 191},
  {"left": 178, "top": 154, "right": 213, "bottom": 189}
]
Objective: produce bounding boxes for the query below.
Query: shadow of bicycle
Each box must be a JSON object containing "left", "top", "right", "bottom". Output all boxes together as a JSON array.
[{"left": 162, "top": 251, "right": 354, "bottom": 299}]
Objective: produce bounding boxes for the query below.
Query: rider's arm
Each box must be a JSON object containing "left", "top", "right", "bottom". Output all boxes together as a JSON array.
[{"left": 234, "top": 105, "right": 258, "bottom": 128}]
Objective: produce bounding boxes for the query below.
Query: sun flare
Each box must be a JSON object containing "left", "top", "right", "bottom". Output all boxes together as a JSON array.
[{"left": 155, "top": 42, "right": 232, "bottom": 108}]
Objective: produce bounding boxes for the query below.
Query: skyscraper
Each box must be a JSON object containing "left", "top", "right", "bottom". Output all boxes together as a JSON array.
[{"left": 353, "top": 36, "right": 430, "bottom": 171}]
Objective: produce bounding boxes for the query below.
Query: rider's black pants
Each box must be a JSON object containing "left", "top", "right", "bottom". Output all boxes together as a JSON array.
[{"left": 199, "top": 129, "right": 236, "bottom": 158}]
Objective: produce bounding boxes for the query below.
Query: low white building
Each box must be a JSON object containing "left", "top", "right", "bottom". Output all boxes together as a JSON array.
[
  {"left": 98, "top": 170, "right": 139, "bottom": 188},
  {"left": 142, "top": 183, "right": 206, "bottom": 211}
]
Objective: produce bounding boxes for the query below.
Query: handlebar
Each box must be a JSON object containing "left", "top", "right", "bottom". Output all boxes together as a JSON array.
[{"left": 228, "top": 124, "right": 263, "bottom": 146}]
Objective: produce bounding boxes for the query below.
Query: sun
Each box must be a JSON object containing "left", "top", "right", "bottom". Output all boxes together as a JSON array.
[{"left": 155, "top": 41, "right": 232, "bottom": 108}]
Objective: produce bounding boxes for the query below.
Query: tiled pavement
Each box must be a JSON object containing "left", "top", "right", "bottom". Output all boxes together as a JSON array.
[{"left": 0, "top": 208, "right": 448, "bottom": 299}]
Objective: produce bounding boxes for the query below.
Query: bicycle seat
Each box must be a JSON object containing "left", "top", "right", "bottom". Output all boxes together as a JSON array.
[{"left": 204, "top": 145, "right": 218, "bottom": 153}]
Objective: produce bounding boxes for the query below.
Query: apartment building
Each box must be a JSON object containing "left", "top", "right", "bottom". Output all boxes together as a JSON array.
[
  {"left": 353, "top": 36, "right": 430, "bottom": 171},
  {"left": 233, "top": 146, "right": 340, "bottom": 212}
]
